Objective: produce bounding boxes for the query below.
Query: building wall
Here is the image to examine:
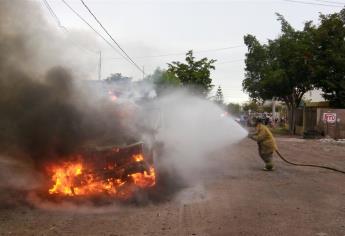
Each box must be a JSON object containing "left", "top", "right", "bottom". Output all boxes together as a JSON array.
[
  {"left": 316, "top": 108, "right": 345, "bottom": 139},
  {"left": 295, "top": 108, "right": 304, "bottom": 135}
]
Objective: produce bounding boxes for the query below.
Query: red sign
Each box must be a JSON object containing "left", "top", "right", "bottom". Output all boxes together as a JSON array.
[{"left": 323, "top": 113, "right": 337, "bottom": 123}]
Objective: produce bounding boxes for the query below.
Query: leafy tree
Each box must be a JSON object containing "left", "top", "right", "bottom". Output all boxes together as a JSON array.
[
  {"left": 214, "top": 86, "right": 224, "bottom": 105},
  {"left": 227, "top": 103, "right": 241, "bottom": 116},
  {"left": 243, "top": 14, "right": 314, "bottom": 133},
  {"left": 148, "top": 68, "right": 180, "bottom": 96},
  {"left": 167, "top": 50, "right": 216, "bottom": 96},
  {"left": 242, "top": 35, "right": 269, "bottom": 102},
  {"left": 263, "top": 104, "right": 272, "bottom": 113},
  {"left": 242, "top": 100, "right": 260, "bottom": 113},
  {"left": 310, "top": 10, "right": 345, "bottom": 107},
  {"left": 105, "top": 73, "right": 132, "bottom": 84}
]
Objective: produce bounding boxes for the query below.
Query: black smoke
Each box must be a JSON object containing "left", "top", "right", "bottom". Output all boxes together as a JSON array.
[{"left": 0, "top": 0, "right": 135, "bottom": 170}]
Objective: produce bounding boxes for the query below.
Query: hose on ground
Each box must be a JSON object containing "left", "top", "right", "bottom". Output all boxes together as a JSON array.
[{"left": 275, "top": 150, "right": 345, "bottom": 175}]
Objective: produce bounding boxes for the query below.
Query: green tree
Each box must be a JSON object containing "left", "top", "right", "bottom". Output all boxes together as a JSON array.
[
  {"left": 105, "top": 73, "right": 132, "bottom": 84},
  {"left": 148, "top": 68, "right": 180, "bottom": 96},
  {"left": 214, "top": 86, "right": 224, "bottom": 105},
  {"left": 167, "top": 50, "right": 216, "bottom": 96},
  {"left": 243, "top": 14, "right": 314, "bottom": 134},
  {"left": 227, "top": 103, "right": 241, "bottom": 116},
  {"left": 311, "top": 9, "right": 345, "bottom": 107},
  {"left": 242, "top": 100, "right": 260, "bottom": 113}
]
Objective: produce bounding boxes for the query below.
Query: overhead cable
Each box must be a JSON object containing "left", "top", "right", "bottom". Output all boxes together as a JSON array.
[
  {"left": 312, "top": 0, "right": 344, "bottom": 5},
  {"left": 282, "top": 0, "right": 344, "bottom": 7},
  {"left": 107, "top": 45, "right": 244, "bottom": 60},
  {"left": 43, "top": 0, "right": 66, "bottom": 30},
  {"left": 61, "top": 0, "right": 132, "bottom": 65},
  {"left": 216, "top": 59, "right": 244, "bottom": 65},
  {"left": 42, "top": 0, "right": 99, "bottom": 54},
  {"left": 80, "top": 0, "right": 144, "bottom": 74}
]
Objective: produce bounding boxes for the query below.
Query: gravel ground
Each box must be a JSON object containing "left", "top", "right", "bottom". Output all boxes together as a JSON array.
[{"left": 0, "top": 137, "right": 344, "bottom": 236}]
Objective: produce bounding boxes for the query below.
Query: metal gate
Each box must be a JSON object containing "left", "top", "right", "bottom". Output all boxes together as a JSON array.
[{"left": 304, "top": 107, "right": 317, "bottom": 132}]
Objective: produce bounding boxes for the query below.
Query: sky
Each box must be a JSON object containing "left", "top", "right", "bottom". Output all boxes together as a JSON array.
[{"left": 38, "top": 0, "right": 343, "bottom": 103}]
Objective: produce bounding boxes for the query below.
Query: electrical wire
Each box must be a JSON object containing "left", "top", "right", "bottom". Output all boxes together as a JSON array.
[
  {"left": 42, "top": 0, "right": 99, "bottom": 54},
  {"left": 282, "top": 0, "right": 344, "bottom": 7},
  {"left": 276, "top": 150, "right": 345, "bottom": 174},
  {"left": 106, "top": 45, "right": 244, "bottom": 60},
  {"left": 80, "top": 0, "right": 144, "bottom": 74},
  {"left": 216, "top": 59, "right": 244, "bottom": 65},
  {"left": 61, "top": 0, "right": 132, "bottom": 65},
  {"left": 43, "top": 0, "right": 66, "bottom": 30},
  {"left": 312, "top": 0, "right": 345, "bottom": 5}
]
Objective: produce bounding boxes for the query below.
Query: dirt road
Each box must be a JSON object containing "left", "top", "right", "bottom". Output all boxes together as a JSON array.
[{"left": 1, "top": 137, "right": 344, "bottom": 236}]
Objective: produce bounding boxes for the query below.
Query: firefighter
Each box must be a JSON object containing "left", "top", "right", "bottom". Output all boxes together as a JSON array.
[{"left": 248, "top": 118, "right": 277, "bottom": 171}]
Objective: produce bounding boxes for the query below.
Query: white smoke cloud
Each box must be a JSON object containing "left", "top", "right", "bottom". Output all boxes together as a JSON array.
[{"left": 150, "top": 90, "right": 248, "bottom": 184}]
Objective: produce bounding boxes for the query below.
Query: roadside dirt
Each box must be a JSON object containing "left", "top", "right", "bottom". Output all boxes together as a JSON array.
[{"left": 0, "top": 137, "right": 344, "bottom": 236}]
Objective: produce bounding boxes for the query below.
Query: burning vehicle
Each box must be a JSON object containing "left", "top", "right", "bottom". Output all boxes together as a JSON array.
[
  {"left": 47, "top": 142, "right": 156, "bottom": 200},
  {"left": 24, "top": 78, "right": 161, "bottom": 200},
  {"left": 39, "top": 80, "right": 161, "bottom": 202}
]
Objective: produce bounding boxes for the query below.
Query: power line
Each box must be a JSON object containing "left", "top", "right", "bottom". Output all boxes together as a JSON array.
[
  {"left": 282, "top": 0, "right": 344, "bottom": 7},
  {"left": 98, "top": 51, "right": 102, "bottom": 80},
  {"left": 80, "top": 0, "right": 144, "bottom": 75},
  {"left": 216, "top": 59, "right": 244, "bottom": 65},
  {"left": 312, "top": 0, "right": 345, "bottom": 5},
  {"left": 106, "top": 45, "right": 244, "bottom": 60},
  {"left": 61, "top": 0, "right": 133, "bottom": 66},
  {"left": 43, "top": 0, "right": 66, "bottom": 30},
  {"left": 42, "top": 0, "right": 99, "bottom": 54}
]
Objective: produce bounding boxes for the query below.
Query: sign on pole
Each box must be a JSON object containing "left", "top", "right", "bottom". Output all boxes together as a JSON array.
[{"left": 323, "top": 113, "right": 337, "bottom": 123}]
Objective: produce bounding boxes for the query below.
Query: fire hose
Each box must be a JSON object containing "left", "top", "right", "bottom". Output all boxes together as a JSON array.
[{"left": 275, "top": 150, "right": 345, "bottom": 175}]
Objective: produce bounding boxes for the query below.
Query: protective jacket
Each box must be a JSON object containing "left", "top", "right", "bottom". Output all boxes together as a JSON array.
[{"left": 249, "top": 124, "right": 277, "bottom": 155}]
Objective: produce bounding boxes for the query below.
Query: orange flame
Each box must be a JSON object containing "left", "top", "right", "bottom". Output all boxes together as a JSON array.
[
  {"left": 48, "top": 154, "right": 156, "bottom": 199},
  {"left": 133, "top": 154, "right": 144, "bottom": 162},
  {"left": 131, "top": 167, "right": 156, "bottom": 188}
]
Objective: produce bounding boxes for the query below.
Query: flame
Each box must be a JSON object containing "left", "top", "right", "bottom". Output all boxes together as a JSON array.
[
  {"left": 131, "top": 167, "right": 156, "bottom": 188},
  {"left": 48, "top": 154, "right": 156, "bottom": 199},
  {"left": 48, "top": 162, "right": 83, "bottom": 196},
  {"left": 133, "top": 154, "right": 144, "bottom": 162}
]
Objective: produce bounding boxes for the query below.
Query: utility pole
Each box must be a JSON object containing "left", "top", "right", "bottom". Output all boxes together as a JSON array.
[
  {"left": 142, "top": 65, "right": 145, "bottom": 80},
  {"left": 272, "top": 97, "right": 276, "bottom": 125},
  {"left": 98, "top": 51, "right": 102, "bottom": 80}
]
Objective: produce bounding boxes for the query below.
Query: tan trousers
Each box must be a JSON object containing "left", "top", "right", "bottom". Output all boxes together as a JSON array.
[{"left": 258, "top": 146, "right": 274, "bottom": 170}]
